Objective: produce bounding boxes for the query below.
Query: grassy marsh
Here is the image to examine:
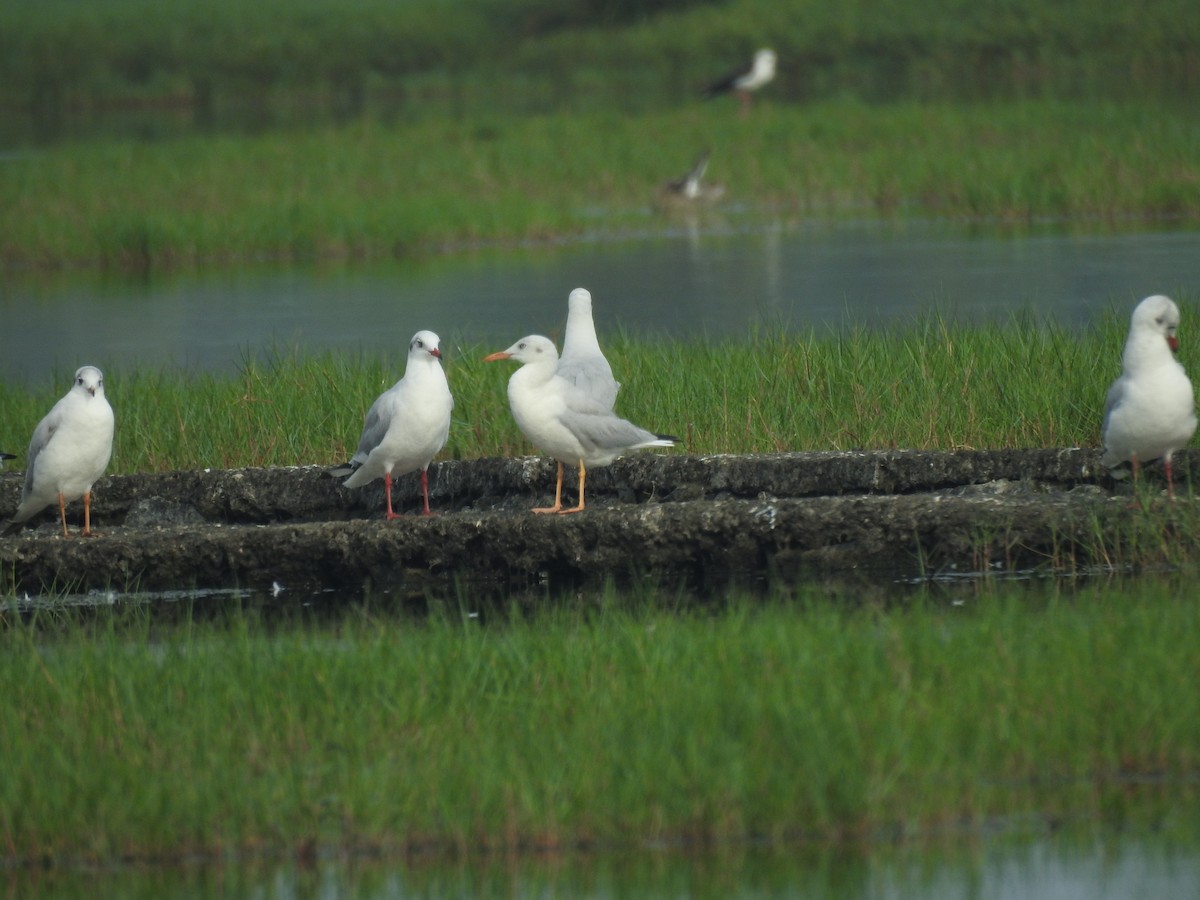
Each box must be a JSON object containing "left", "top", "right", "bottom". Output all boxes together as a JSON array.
[
  {"left": 4, "top": 101, "right": 1200, "bottom": 271},
  {"left": 1, "top": 579, "right": 1196, "bottom": 864},
  {"left": 0, "top": 310, "right": 1140, "bottom": 473}
]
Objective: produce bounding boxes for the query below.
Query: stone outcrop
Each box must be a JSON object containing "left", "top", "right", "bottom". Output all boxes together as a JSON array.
[{"left": 0, "top": 449, "right": 1191, "bottom": 599}]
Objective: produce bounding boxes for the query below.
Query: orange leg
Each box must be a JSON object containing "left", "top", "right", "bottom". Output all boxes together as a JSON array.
[
  {"left": 1165, "top": 454, "right": 1178, "bottom": 501},
  {"left": 559, "top": 460, "right": 587, "bottom": 515},
  {"left": 533, "top": 462, "right": 565, "bottom": 514},
  {"left": 58, "top": 492, "right": 69, "bottom": 537}
]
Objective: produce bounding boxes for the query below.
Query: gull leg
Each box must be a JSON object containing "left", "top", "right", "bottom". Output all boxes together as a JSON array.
[
  {"left": 82, "top": 491, "right": 95, "bottom": 537},
  {"left": 420, "top": 468, "right": 434, "bottom": 516},
  {"left": 1165, "top": 453, "right": 1177, "bottom": 501},
  {"left": 560, "top": 460, "right": 587, "bottom": 515},
  {"left": 533, "top": 462, "right": 564, "bottom": 514},
  {"left": 58, "top": 492, "right": 69, "bottom": 537},
  {"left": 384, "top": 471, "right": 400, "bottom": 520},
  {"left": 1125, "top": 453, "right": 1143, "bottom": 509}
]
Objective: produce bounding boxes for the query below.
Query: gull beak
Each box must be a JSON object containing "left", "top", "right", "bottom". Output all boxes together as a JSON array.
[
  {"left": 1168, "top": 335, "right": 1180, "bottom": 353},
  {"left": 87, "top": 386, "right": 96, "bottom": 396},
  {"left": 482, "top": 351, "right": 511, "bottom": 362},
  {"left": 430, "top": 347, "right": 443, "bottom": 359}
]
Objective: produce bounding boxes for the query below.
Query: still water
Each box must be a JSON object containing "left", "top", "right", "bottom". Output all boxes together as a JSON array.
[
  {"left": 3, "top": 221, "right": 1200, "bottom": 383},
  {"left": 9, "top": 825, "right": 1199, "bottom": 898}
]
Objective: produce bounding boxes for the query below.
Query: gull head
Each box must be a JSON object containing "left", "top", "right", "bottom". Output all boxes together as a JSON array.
[
  {"left": 73, "top": 365, "right": 105, "bottom": 398},
  {"left": 568, "top": 287, "right": 593, "bottom": 316},
  {"left": 409, "top": 330, "right": 443, "bottom": 360},
  {"left": 1130, "top": 294, "right": 1182, "bottom": 353},
  {"left": 483, "top": 335, "right": 559, "bottom": 366}
]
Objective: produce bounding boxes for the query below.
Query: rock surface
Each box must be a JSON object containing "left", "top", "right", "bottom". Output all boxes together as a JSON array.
[{"left": 0, "top": 449, "right": 1192, "bottom": 597}]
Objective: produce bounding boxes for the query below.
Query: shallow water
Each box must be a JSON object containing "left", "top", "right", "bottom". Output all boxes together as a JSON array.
[
  {"left": 8, "top": 824, "right": 1198, "bottom": 898},
  {"left": 4, "top": 221, "right": 1199, "bottom": 382}
]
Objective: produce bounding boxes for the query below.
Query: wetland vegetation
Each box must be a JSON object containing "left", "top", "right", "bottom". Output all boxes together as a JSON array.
[
  {"left": 2, "top": 0, "right": 1199, "bottom": 878},
  {"left": 3, "top": 578, "right": 1198, "bottom": 864}
]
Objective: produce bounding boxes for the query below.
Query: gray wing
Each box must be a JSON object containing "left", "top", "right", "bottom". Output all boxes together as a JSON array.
[
  {"left": 557, "top": 357, "right": 620, "bottom": 411},
  {"left": 350, "top": 393, "right": 393, "bottom": 464},
  {"left": 1101, "top": 375, "right": 1125, "bottom": 441},
  {"left": 21, "top": 407, "right": 61, "bottom": 499},
  {"left": 559, "top": 405, "right": 662, "bottom": 456}
]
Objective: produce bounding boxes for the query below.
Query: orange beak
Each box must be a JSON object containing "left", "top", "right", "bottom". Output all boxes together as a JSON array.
[{"left": 482, "top": 351, "right": 512, "bottom": 362}]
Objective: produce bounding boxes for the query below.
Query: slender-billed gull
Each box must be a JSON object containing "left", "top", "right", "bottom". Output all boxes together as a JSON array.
[
  {"left": 1101, "top": 294, "right": 1197, "bottom": 499},
  {"left": 703, "top": 48, "right": 776, "bottom": 114},
  {"left": 2, "top": 365, "right": 115, "bottom": 537},
  {"left": 557, "top": 287, "right": 620, "bottom": 411},
  {"left": 484, "top": 335, "right": 676, "bottom": 514},
  {"left": 332, "top": 330, "right": 453, "bottom": 517}
]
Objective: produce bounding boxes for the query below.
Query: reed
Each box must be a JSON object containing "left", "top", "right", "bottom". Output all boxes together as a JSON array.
[
  {"left": 1, "top": 577, "right": 1195, "bottom": 864},
  {"left": 3, "top": 101, "right": 1200, "bottom": 272}
]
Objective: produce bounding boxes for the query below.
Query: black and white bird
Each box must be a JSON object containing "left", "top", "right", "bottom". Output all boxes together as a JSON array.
[
  {"left": 703, "top": 48, "right": 777, "bottom": 114},
  {"left": 484, "top": 335, "right": 676, "bottom": 514},
  {"left": 2, "top": 365, "right": 115, "bottom": 537},
  {"left": 1101, "top": 294, "right": 1197, "bottom": 499},
  {"left": 332, "top": 330, "right": 454, "bottom": 518},
  {"left": 658, "top": 150, "right": 726, "bottom": 206}
]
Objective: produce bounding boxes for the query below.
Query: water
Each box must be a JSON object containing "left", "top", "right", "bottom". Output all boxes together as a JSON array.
[
  {"left": 4, "top": 221, "right": 1199, "bottom": 382},
  {"left": 9, "top": 826, "right": 1199, "bottom": 898}
]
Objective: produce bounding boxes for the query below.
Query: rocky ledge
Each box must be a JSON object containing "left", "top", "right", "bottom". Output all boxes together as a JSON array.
[{"left": 0, "top": 449, "right": 1192, "bottom": 598}]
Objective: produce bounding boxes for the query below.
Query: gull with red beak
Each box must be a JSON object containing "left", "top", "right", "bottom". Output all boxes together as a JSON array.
[
  {"left": 332, "top": 330, "right": 453, "bottom": 517},
  {"left": 2, "top": 365, "right": 115, "bottom": 537},
  {"left": 484, "top": 335, "right": 676, "bottom": 514},
  {"left": 1101, "top": 294, "right": 1197, "bottom": 498}
]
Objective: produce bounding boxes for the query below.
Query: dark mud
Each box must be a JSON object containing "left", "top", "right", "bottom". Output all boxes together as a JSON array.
[{"left": 0, "top": 449, "right": 1190, "bottom": 598}]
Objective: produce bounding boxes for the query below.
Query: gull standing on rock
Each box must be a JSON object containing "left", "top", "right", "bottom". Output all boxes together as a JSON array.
[
  {"left": 332, "top": 330, "right": 453, "bottom": 518},
  {"left": 2, "top": 366, "right": 115, "bottom": 537},
  {"left": 484, "top": 335, "right": 676, "bottom": 514},
  {"left": 1101, "top": 294, "right": 1197, "bottom": 499},
  {"left": 557, "top": 287, "right": 620, "bottom": 412}
]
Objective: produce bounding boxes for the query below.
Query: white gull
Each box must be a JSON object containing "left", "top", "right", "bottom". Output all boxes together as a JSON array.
[
  {"left": 332, "top": 330, "right": 453, "bottom": 517},
  {"left": 557, "top": 287, "right": 620, "bottom": 411},
  {"left": 1101, "top": 294, "right": 1197, "bottom": 498},
  {"left": 484, "top": 335, "right": 676, "bottom": 514},
  {"left": 2, "top": 365, "right": 115, "bottom": 537}
]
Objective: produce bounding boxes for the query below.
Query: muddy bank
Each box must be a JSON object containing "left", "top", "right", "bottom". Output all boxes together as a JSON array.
[{"left": 0, "top": 449, "right": 1191, "bottom": 597}]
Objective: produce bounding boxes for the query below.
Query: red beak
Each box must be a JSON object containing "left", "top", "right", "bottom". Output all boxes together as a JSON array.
[{"left": 1168, "top": 335, "right": 1180, "bottom": 353}]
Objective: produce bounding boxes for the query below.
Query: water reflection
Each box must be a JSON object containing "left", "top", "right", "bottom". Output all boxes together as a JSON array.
[
  {"left": 7, "top": 827, "right": 1198, "bottom": 898},
  {"left": 3, "top": 222, "right": 1199, "bottom": 382}
]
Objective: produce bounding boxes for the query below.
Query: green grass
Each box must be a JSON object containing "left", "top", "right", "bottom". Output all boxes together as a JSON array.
[
  {"left": 1, "top": 577, "right": 1196, "bottom": 864},
  {"left": 0, "top": 308, "right": 1147, "bottom": 473},
  {"left": 2, "top": 0, "right": 1197, "bottom": 120},
  {"left": 4, "top": 100, "right": 1200, "bottom": 271}
]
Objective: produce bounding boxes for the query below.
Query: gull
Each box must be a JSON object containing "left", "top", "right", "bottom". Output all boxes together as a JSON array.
[
  {"left": 484, "top": 335, "right": 676, "bottom": 514},
  {"left": 557, "top": 287, "right": 620, "bottom": 411},
  {"left": 331, "top": 330, "right": 453, "bottom": 518},
  {"left": 1101, "top": 294, "right": 1197, "bottom": 499},
  {"left": 2, "top": 366, "right": 115, "bottom": 537},
  {"left": 703, "top": 48, "right": 777, "bottom": 115}
]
